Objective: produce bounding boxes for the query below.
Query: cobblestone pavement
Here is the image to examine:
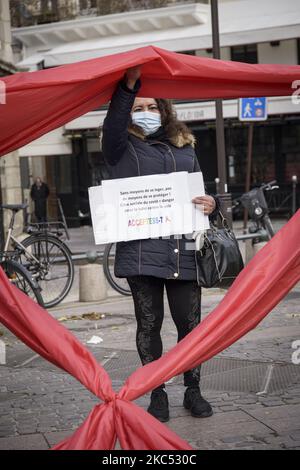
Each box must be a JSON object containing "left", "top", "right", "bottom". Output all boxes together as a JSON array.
[{"left": 0, "top": 281, "right": 299, "bottom": 450}]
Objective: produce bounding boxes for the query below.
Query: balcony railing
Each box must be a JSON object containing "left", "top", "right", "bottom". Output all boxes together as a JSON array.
[{"left": 10, "top": 0, "right": 208, "bottom": 28}]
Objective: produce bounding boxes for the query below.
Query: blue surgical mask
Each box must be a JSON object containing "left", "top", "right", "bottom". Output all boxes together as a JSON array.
[{"left": 131, "top": 111, "right": 161, "bottom": 135}]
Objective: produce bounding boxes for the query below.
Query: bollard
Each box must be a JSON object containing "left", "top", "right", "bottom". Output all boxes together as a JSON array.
[{"left": 79, "top": 264, "right": 107, "bottom": 302}]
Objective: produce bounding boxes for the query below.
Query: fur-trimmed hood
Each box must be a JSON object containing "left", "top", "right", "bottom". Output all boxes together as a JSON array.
[
  {"left": 99, "top": 125, "right": 196, "bottom": 151},
  {"left": 128, "top": 126, "right": 196, "bottom": 148}
]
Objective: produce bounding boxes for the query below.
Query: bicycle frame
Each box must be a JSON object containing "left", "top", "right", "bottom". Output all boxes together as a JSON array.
[
  {"left": 1, "top": 204, "right": 75, "bottom": 307},
  {"left": 2, "top": 210, "right": 41, "bottom": 266}
]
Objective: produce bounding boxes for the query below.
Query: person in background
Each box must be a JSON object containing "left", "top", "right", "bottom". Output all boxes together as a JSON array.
[
  {"left": 102, "top": 66, "right": 218, "bottom": 423},
  {"left": 30, "top": 177, "right": 50, "bottom": 223}
]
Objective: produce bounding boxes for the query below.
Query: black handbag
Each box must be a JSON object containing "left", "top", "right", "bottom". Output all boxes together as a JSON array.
[{"left": 194, "top": 211, "right": 244, "bottom": 288}]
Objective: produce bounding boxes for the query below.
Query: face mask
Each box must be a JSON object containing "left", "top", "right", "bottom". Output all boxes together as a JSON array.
[{"left": 131, "top": 111, "right": 161, "bottom": 135}]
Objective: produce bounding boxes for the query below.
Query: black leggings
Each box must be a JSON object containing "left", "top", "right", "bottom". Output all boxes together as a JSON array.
[{"left": 127, "top": 275, "right": 201, "bottom": 389}]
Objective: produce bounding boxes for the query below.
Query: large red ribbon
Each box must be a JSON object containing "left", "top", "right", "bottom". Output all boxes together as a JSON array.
[
  {"left": 0, "top": 210, "right": 299, "bottom": 449},
  {"left": 1, "top": 45, "right": 300, "bottom": 157}
]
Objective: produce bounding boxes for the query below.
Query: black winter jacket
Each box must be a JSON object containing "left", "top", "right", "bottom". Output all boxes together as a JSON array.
[{"left": 102, "top": 80, "right": 216, "bottom": 281}]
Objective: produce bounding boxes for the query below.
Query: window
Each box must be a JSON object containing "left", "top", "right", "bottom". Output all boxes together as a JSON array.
[
  {"left": 177, "top": 50, "right": 196, "bottom": 56},
  {"left": 55, "top": 155, "right": 72, "bottom": 194},
  {"left": 231, "top": 44, "right": 258, "bottom": 64}
]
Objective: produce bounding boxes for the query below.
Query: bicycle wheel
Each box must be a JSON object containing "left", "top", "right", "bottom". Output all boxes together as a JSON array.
[
  {"left": 1, "top": 259, "right": 44, "bottom": 306},
  {"left": 103, "top": 243, "right": 131, "bottom": 296},
  {"left": 20, "top": 234, "right": 74, "bottom": 308}
]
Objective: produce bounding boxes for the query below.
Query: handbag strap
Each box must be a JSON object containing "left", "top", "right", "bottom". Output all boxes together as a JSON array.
[
  {"left": 210, "top": 209, "right": 230, "bottom": 231},
  {"left": 217, "top": 210, "right": 230, "bottom": 229}
]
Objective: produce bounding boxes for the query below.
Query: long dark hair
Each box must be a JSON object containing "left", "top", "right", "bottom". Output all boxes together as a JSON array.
[{"left": 156, "top": 98, "right": 191, "bottom": 140}]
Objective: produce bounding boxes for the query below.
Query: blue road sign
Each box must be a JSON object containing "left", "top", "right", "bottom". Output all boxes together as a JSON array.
[{"left": 239, "top": 97, "right": 268, "bottom": 121}]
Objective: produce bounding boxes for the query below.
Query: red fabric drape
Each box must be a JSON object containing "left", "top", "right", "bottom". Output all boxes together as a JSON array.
[
  {"left": 1, "top": 45, "right": 300, "bottom": 157},
  {"left": 0, "top": 210, "right": 299, "bottom": 450},
  {"left": 1, "top": 45, "right": 300, "bottom": 449}
]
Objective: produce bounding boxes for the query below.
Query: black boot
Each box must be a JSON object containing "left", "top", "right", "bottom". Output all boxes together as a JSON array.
[
  {"left": 147, "top": 389, "right": 169, "bottom": 422},
  {"left": 183, "top": 386, "right": 213, "bottom": 418}
]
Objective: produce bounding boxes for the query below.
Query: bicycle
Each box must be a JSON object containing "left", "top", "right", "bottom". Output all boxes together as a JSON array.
[
  {"left": 1, "top": 203, "right": 74, "bottom": 308},
  {"left": 233, "top": 181, "right": 279, "bottom": 241},
  {"left": 0, "top": 253, "right": 44, "bottom": 306}
]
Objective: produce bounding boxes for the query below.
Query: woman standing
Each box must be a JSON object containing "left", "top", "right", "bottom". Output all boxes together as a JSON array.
[{"left": 102, "top": 66, "right": 217, "bottom": 423}]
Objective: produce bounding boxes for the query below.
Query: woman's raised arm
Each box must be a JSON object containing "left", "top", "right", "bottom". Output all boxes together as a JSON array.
[{"left": 102, "top": 67, "right": 141, "bottom": 166}]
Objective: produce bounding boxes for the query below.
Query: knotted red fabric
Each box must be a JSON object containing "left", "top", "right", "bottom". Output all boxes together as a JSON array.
[
  {"left": 1, "top": 45, "right": 300, "bottom": 157},
  {"left": 0, "top": 210, "right": 299, "bottom": 449}
]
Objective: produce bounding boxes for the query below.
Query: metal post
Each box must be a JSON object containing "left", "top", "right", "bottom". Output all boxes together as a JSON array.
[
  {"left": 210, "top": 0, "right": 232, "bottom": 227},
  {"left": 57, "top": 197, "right": 70, "bottom": 240},
  {"left": 0, "top": 207, "right": 4, "bottom": 252},
  {"left": 243, "top": 123, "right": 254, "bottom": 231},
  {"left": 215, "top": 177, "right": 220, "bottom": 194},
  {"left": 0, "top": 181, "right": 4, "bottom": 251},
  {"left": 292, "top": 175, "right": 297, "bottom": 215}
]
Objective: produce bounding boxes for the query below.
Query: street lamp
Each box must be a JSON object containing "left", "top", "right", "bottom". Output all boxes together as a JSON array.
[{"left": 210, "top": 0, "right": 233, "bottom": 227}]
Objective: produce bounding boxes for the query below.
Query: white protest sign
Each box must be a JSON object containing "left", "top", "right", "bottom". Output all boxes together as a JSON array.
[{"left": 89, "top": 172, "right": 209, "bottom": 245}]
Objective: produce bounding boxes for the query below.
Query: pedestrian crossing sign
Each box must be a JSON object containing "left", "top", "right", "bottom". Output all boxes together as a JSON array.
[{"left": 239, "top": 97, "right": 268, "bottom": 121}]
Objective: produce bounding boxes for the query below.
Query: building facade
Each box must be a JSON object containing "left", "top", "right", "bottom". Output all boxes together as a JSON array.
[
  {"left": 9, "top": 0, "right": 300, "bottom": 226},
  {"left": 0, "top": 0, "right": 23, "bottom": 240}
]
